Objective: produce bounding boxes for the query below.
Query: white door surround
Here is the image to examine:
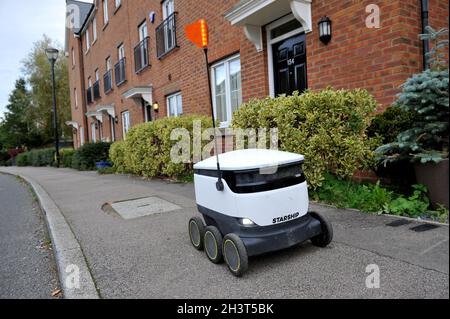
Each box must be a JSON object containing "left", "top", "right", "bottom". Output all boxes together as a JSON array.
[
  {"left": 266, "top": 14, "right": 305, "bottom": 97},
  {"left": 225, "top": 0, "right": 312, "bottom": 52}
]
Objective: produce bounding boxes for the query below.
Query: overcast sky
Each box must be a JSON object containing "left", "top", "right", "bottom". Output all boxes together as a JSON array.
[{"left": 0, "top": 0, "right": 91, "bottom": 118}]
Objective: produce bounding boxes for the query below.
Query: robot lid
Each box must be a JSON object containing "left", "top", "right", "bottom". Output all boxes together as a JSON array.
[{"left": 194, "top": 149, "right": 304, "bottom": 171}]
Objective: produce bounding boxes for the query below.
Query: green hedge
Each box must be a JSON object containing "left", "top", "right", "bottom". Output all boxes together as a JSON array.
[
  {"left": 367, "top": 105, "right": 418, "bottom": 144},
  {"left": 232, "top": 89, "right": 380, "bottom": 189},
  {"left": 71, "top": 142, "right": 111, "bottom": 171},
  {"left": 16, "top": 148, "right": 55, "bottom": 167},
  {"left": 110, "top": 115, "right": 212, "bottom": 179},
  {"left": 61, "top": 149, "right": 75, "bottom": 168},
  {"left": 0, "top": 150, "right": 9, "bottom": 166}
]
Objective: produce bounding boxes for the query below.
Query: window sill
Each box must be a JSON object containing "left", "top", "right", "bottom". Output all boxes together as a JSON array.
[
  {"left": 102, "top": 22, "right": 109, "bottom": 31},
  {"left": 157, "top": 45, "right": 179, "bottom": 60},
  {"left": 92, "top": 39, "right": 97, "bottom": 46},
  {"left": 116, "top": 80, "right": 127, "bottom": 87},
  {"left": 135, "top": 64, "right": 150, "bottom": 75}
]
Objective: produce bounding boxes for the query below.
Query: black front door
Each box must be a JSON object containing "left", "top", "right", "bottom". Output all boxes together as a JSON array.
[{"left": 273, "top": 33, "right": 307, "bottom": 96}]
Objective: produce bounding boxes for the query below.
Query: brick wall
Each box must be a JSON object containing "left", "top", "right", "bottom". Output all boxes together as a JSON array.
[{"left": 67, "top": 0, "right": 449, "bottom": 146}]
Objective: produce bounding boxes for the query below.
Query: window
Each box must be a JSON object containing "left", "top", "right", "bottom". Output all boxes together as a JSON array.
[
  {"left": 104, "top": 56, "right": 113, "bottom": 93},
  {"left": 85, "top": 28, "right": 90, "bottom": 51},
  {"left": 122, "top": 111, "right": 130, "bottom": 137},
  {"left": 156, "top": 0, "right": 177, "bottom": 58},
  {"left": 162, "top": 0, "right": 174, "bottom": 19},
  {"left": 103, "top": 0, "right": 109, "bottom": 24},
  {"left": 74, "top": 88, "right": 78, "bottom": 108},
  {"left": 87, "top": 77, "right": 93, "bottom": 103},
  {"left": 135, "top": 21, "right": 149, "bottom": 72},
  {"left": 88, "top": 77, "right": 92, "bottom": 89},
  {"left": 72, "top": 48, "right": 75, "bottom": 66},
  {"left": 91, "top": 122, "right": 96, "bottom": 143},
  {"left": 80, "top": 126, "right": 85, "bottom": 146},
  {"left": 93, "top": 69, "right": 100, "bottom": 99},
  {"left": 93, "top": 17, "right": 97, "bottom": 42},
  {"left": 118, "top": 44, "right": 125, "bottom": 60},
  {"left": 166, "top": 92, "right": 183, "bottom": 117},
  {"left": 211, "top": 55, "right": 242, "bottom": 127},
  {"left": 115, "top": 44, "right": 126, "bottom": 85},
  {"left": 115, "top": 0, "right": 121, "bottom": 8},
  {"left": 110, "top": 115, "right": 115, "bottom": 142}
]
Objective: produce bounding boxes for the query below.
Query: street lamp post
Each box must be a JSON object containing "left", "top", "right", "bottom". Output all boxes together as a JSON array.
[{"left": 45, "top": 47, "right": 60, "bottom": 168}]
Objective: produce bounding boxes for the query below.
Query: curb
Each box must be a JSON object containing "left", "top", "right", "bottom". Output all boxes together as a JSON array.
[{"left": 1, "top": 171, "right": 100, "bottom": 299}]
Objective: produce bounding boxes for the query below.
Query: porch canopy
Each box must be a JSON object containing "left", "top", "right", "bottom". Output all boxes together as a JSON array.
[
  {"left": 225, "top": 0, "right": 312, "bottom": 52},
  {"left": 86, "top": 111, "right": 103, "bottom": 123},
  {"left": 122, "top": 86, "right": 153, "bottom": 104},
  {"left": 96, "top": 104, "right": 116, "bottom": 118},
  {"left": 65, "top": 121, "right": 79, "bottom": 130}
]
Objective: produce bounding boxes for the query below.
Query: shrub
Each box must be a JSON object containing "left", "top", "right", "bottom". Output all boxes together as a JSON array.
[
  {"left": 0, "top": 150, "right": 9, "bottom": 166},
  {"left": 61, "top": 149, "right": 75, "bottom": 168},
  {"left": 375, "top": 69, "right": 449, "bottom": 164},
  {"left": 109, "top": 141, "right": 127, "bottom": 173},
  {"left": 16, "top": 148, "right": 55, "bottom": 167},
  {"left": 110, "top": 115, "right": 212, "bottom": 179},
  {"left": 385, "top": 184, "right": 430, "bottom": 218},
  {"left": 71, "top": 142, "right": 111, "bottom": 171},
  {"left": 367, "top": 106, "right": 418, "bottom": 144},
  {"left": 16, "top": 152, "right": 30, "bottom": 167},
  {"left": 232, "top": 89, "right": 379, "bottom": 188}
]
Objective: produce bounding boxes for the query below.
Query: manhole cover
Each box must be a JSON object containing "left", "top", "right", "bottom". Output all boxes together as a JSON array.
[
  {"left": 108, "top": 197, "right": 181, "bottom": 220},
  {"left": 386, "top": 219, "right": 412, "bottom": 227},
  {"left": 410, "top": 224, "right": 440, "bottom": 232}
]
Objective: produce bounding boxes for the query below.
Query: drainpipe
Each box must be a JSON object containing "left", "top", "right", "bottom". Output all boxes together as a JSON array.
[
  {"left": 78, "top": 36, "right": 89, "bottom": 143},
  {"left": 421, "top": 0, "right": 430, "bottom": 70}
]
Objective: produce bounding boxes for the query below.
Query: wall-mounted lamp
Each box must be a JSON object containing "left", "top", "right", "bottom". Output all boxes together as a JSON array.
[
  {"left": 153, "top": 102, "right": 159, "bottom": 112},
  {"left": 114, "top": 116, "right": 119, "bottom": 124},
  {"left": 318, "top": 16, "right": 332, "bottom": 45}
]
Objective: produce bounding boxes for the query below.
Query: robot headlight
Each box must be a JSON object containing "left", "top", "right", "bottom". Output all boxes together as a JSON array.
[{"left": 239, "top": 218, "right": 257, "bottom": 227}]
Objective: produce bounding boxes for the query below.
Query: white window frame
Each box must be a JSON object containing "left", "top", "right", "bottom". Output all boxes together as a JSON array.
[
  {"left": 95, "top": 69, "right": 100, "bottom": 82},
  {"left": 122, "top": 111, "right": 130, "bottom": 137},
  {"left": 211, "top": 54, "right": 242, "bottom": 128},
  {"left": 85, "top": 28, "right": 90, "bottom": 52},
  {"left": 80, "top": 126, "right": 85, "bottom": 146},
  {"left": 91, "top": 122, "right": 97, "bottom": 143},
  {"left": 106, "top": 56, "right": 112, "bottom": 71},
  {"left": 118, "top": 44, "right": 125, "bottom": 60},
  {"left": 139, "top": 21, "right": 148, "bottom": 41},
  {"left": 72, "top": 48, "right": 75, "bottom": 66},
  {"left": 93, "top": 17, "right": 97, "bottom": 42},
  {"left": 115, "top": 0, "right": 121, "bottom": 8},
  {"left": 166, "top": 92, "right": 183, "bottom": 117},
  {"left": 266, "top": 14, "right": 305, "bottom": 97},
  {"left": 103, "top": 0, "right": 109, "bottom": 25},
  {"left": 110, "top": 115, "right": 116, "bottom": 142},
  {"left": 162, "top": 0, "right": 174, "bottom": 19},
  {"left": 88, "top": 77, "right": 92, "bottom": 89}
]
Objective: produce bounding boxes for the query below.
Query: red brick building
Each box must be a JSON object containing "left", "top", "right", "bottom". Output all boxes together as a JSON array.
[{"left": 65, "top": 0, "right": 448, "bottom": 148}]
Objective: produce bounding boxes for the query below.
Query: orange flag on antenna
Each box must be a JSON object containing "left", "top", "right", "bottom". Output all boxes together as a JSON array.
[{"left": 185, "top": 19, "right": 209, "bottom": 48}]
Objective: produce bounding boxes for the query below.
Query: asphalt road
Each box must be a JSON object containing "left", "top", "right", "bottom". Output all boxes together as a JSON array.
[
  {"left": 0, "top": 167, "right": 448, "bottom": 299},
  {"left": 0, "top": 174, "right": 60, "bottom": 299}
]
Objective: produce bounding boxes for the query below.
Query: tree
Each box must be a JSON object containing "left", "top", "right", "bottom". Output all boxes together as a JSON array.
[
  {"left": 21, "top": 35, "right": 72, "bottom": 144},
  {"left": 0, "top": 78, "right": 42, "bottom": 149},
  {"left": 375, "top": 27, "right": 449, "bottom": 164}
]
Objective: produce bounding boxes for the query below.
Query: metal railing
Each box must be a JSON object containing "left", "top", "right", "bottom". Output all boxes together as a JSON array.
[
  {"left": 93, "top": 80, "right": 101, "bottom": 99},
  {"left": 134, "top": 37, "right": 150, "bottom": 73},
  {"left": 114, "top": 58, "right": 126, "bottom": 86},
  {"left": 156, "top": 13, "right": 177, "bottom": 59},
  {"left": 104, "top": 70, "right": 113, "bottom": 94},
  {"left": 86, "top": 87, "right": 93, "bottom": 104}
]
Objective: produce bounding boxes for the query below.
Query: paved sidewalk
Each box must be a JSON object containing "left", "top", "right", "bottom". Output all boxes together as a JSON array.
[
  {"left": 0, "top": 174, "right": 60, "bottom": 299},
  {"left": 0, "top": 167, "right": 448, "bottom": 299}
]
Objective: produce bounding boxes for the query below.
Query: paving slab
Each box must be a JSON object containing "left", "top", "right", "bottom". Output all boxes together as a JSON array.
[{"left": 0, "top": 167, "right": 448, "bottom": 299}]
